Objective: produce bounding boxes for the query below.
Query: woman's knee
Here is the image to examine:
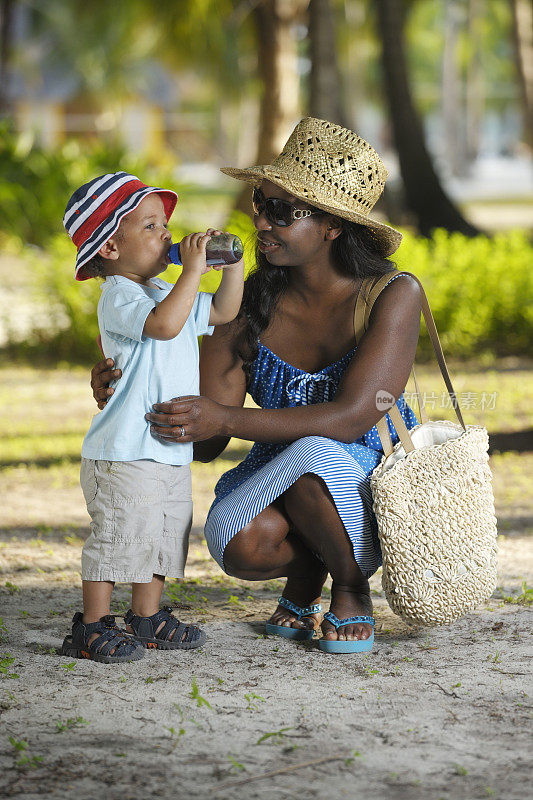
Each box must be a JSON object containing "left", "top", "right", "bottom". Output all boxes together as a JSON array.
[
  {"left": 223, "top": 510, "right": 289, "bottom": 577},
  {"left": 284, "top": 473, "right": 330, "bottom": 507},
  {"left": 223, "top": 531, "right": 262, "bottom": 577}
]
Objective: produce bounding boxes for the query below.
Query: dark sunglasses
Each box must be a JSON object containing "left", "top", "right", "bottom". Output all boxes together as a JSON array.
[{"left": 252, "top": 187, "right": 323, "bottom": 227}]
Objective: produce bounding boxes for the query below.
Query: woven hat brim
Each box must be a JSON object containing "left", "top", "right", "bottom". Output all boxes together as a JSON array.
[
  {"left": 74, "top": 188, "right": 177, "bottom": 281},
  {"left": 221, "top": 165, "right": 402, "bottom": 257}
]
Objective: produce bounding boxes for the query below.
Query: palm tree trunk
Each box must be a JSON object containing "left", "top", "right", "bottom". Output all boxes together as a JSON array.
[
  {"left": 235, "top": 0, "right": 306, "bottom": 214},
  {"left": 465, "top": 0, "right": 484, "bottom": 162},
  {"left": 375, "top": 0, "right": 479, "bottom": 237},
  {"left": 510, "top": 0, "right": 533, "bottom": 149},
  {"left": 0, "top": 0, "right": 14, "bottom": 115},
  {"left": 442, "top": 0, "right": 464, "bottom": 176},
  {"left": 308, "top": 0, "right": 347, "bottom": 126}
]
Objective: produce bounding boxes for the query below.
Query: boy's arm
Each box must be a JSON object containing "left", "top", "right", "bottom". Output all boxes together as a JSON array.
[
  {"left": 143, "top": 232, "right": 209, "bottom": 341},
  {"left": 209, "top": 259, "right": 244, "bottom": 326}
]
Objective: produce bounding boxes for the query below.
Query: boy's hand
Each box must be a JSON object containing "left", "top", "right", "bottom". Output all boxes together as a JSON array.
[{"left": 179, "top": 232, "right": 212, "bottom": 276}]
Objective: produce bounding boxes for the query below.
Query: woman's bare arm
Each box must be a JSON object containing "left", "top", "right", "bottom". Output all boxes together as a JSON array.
[
  {"left": 90, "top": 320, "right": 247, "bottom": 458},
  {"left": 147, "top": 275, "right": 422, "bottom": 444},
  {"left": 193, "top": 321, "right": 247, "bottom": 462}
]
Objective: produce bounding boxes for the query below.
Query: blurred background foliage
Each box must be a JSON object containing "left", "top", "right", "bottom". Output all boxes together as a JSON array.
[
  {"left": 19, "top": 219, "right": 533, "bottom": 363},
  {"left": 0, "top": 0, "right": 531, "bottom": 364}
]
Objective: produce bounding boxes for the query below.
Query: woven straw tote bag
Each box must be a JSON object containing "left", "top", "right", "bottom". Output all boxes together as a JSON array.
[{"left": 355, "top": 271, "right": 498, "bottom": 626}]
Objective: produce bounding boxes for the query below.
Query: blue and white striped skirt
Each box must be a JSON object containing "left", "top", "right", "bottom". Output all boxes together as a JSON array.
[{"left": 204, "top": 435, "right": 384, "bottom": 578}]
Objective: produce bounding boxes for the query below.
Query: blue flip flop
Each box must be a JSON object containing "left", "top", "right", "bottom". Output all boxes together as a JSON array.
[
  {"left": 265, "top": 596, "right": 322, "bottom": 640},
  {"left": 319, "top": 611, "right": 375, "bottom": 653}
]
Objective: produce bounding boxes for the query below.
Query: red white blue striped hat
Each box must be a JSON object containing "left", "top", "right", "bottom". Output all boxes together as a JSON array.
[{"left": 64, "top": 172, "right": 178, "bottom": 280}]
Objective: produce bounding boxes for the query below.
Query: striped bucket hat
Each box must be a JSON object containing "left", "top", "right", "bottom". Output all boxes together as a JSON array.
[{"left": 64, "top": 172, "right": 178, "bottom": 280}]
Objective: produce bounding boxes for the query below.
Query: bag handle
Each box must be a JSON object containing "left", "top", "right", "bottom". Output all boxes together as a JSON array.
[
  {"left": 355, "top": 272, "right": 429, "bottom": 424},
  {"left": 353, "top": 270, "right": 466, "bottom": 457}
]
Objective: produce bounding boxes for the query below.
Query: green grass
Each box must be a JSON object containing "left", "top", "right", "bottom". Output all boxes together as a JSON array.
[
  {"left": 0, "top": 363, "right": 531, "bottom": 549},
  {"left": 406, "top": 358, "right": 533, "bottom": 433},
  {"left": 0, "top": 365, "right": 251, "bottom": 467},
  {"left": 0, "top": 360, "right": 532, "bottom": 467}
]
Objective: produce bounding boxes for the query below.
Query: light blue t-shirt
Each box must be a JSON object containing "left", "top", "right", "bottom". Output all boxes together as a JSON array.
[{"left": 81, "top": 275, "right": 214, "bottom": 465}]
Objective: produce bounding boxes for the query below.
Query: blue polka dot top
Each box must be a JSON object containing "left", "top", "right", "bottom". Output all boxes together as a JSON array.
[{"left": 212, "top": 336, "right": 419, "bottom": 503}]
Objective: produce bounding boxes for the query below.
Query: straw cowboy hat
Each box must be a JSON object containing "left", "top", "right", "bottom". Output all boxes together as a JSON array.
[{"left": 221, "top": 116, "right": 402, "bottom": 256}]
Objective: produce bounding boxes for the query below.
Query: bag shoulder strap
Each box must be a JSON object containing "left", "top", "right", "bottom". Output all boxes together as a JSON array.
[
  {"left": 353, "top": 270, "right": 465, "bottom": 456},
  {"left": 355, "top": 272, "right": 428, "bottom": 424}
]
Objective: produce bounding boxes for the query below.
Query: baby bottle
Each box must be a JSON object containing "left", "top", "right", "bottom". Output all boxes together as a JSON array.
[{"left": 169, "top": 233, "right": 244, "bottom": 267}]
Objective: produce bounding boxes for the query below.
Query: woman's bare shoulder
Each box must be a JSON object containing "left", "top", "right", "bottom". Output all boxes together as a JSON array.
[
  {"left": 384, "top": 271, "right": 421, "bottom": 296},
  {"left": 208, "top": 316, "right": 247, "bottom": 344},
  {"left": 202, "top": 316, "right": 247, "bottom": 370},
  {"left": 371, "top": 272, "right": 423, "bottom": 318}
]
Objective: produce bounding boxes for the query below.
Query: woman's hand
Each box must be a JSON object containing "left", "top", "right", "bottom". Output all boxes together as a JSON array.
[
  {"left": 146, "top": 395, "right": 229, "bottom": 442},
  {"left": 91, "top": 358, "right": 122, "bottom": 410}
]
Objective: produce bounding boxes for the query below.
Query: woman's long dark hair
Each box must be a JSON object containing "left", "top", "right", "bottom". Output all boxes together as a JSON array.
[{"left": 235, "top": 218, "right": 396, "bottom": 384}]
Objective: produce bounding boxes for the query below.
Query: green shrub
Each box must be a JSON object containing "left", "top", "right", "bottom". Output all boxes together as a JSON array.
[
  {"left": 4, "top": 202, "right": 533, "bottom": 363},
  {"left": 27, "top": 234, "right": 103, "bottom": 362},
  {"left": 22, "top": 210, "right": 258, "bottom": 363},
  {"left": 202, "top": 215, "right": 533, "bottom": 360},
  {"left": 395, "top": 228, "right": 533, "bottom": 358},
  {"left": 0, "top": 124, "right": 177, "bottom": 247}
]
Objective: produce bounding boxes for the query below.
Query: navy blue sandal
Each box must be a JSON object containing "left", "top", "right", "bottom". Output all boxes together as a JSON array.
[
  {"left": 61, "top": 613, "right": 144, "bottom": 663},
  {"left": 319, "top": 612, "right": 375, "bottom": 653},
  {"left": 124, "top": 606, "right": 206, "bottom": 650},
  {"left": 265, "top": 596, "right": 322, "bottom": 640}
]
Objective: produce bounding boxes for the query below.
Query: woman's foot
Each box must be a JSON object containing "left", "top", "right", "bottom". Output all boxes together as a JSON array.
[
  {"left": 321, "top": 582, "right": 374, "bottom": 642},
  {"left": 267, "top": 572, "right": 327, "bottom": 632}
]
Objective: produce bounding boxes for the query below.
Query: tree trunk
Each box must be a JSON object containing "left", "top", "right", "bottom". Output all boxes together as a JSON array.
[
  {"left": 510, "top": 0, "right": 533, "bottom": 149},
  {"left": 342, "top": 0, "right": 365, "bottom": 131},
  {"left": 375, "top": 0, "right": 480, "bottom": 237},
  {"left": 0, "top": 0, "right": 14, "bottom": 116},
  {"left": 308, "top": 0, "right": 348, "bottom": 125},
  {"left": 235, "top": 0, "right": 306, "bottom": 214},
  {"left": 307, "top": 0, "right": 389, "bottom": 220},
  {"left": 442, "top": 0, "right": 464, "bottom": 176},
  {"left": 465, "top": 0, "right": 484, "bottom": 162}
]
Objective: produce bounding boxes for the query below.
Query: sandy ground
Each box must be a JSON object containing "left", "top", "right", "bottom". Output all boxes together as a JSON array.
[
  {"left": 0, "top": 357, "right": 532, "bottom": 799},
  {"left": 1, "top": 472, "right": 532, "bottom": 800},
  {"left": 1, "top": 192, "right": 533, "bottom": 798}
]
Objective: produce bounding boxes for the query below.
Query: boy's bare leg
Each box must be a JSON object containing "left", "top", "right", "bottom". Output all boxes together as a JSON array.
[
  {"left": 81, "top": 580, "right": 118, "bottom": 649},
  {"left": 82, "top": 580, "right": 114, "bottom": 623},
  {"left": 130, "top": 574, "right": 165, "bottom": 617},
  {"left": 127, "top": 574, "right": 188, "bottom": 642}
]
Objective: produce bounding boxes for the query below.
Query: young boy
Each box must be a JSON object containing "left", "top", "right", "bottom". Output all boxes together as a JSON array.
[{"left": 61, "top": 172, "right": 244, "bottom": 663}]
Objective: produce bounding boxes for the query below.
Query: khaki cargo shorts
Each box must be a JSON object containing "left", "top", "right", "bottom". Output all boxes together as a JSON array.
[{"left": 80, "top": 458, "right": 193, "bottom": 583}]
